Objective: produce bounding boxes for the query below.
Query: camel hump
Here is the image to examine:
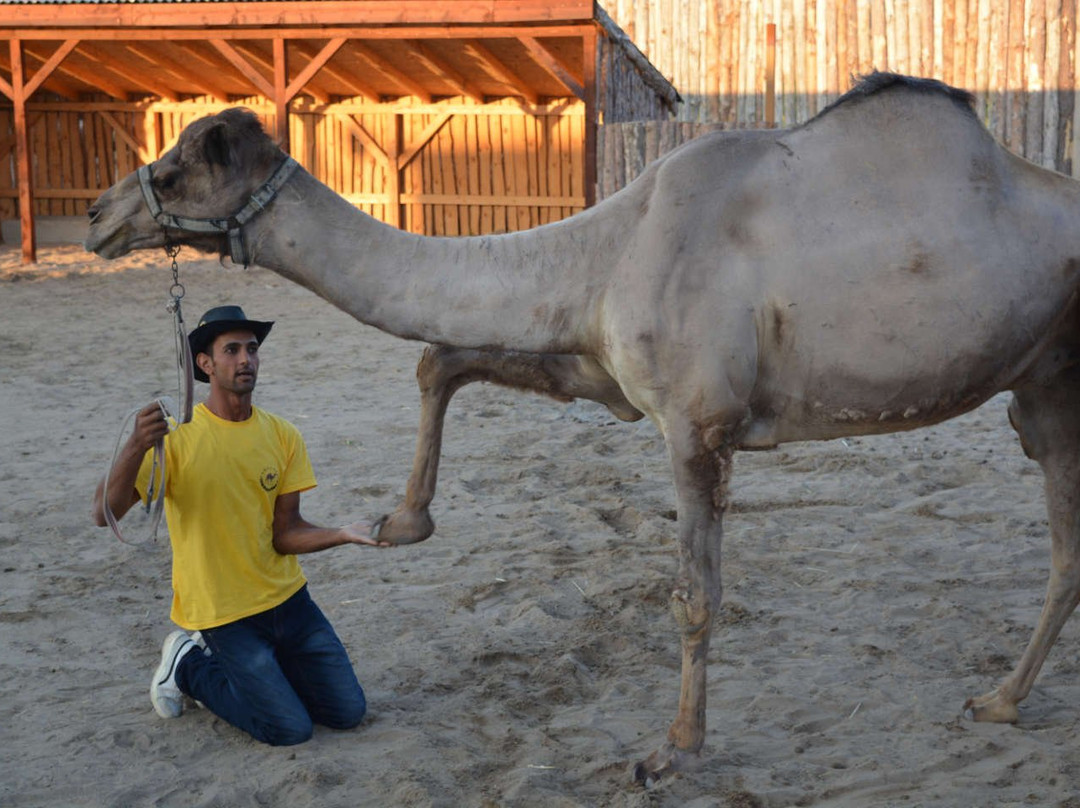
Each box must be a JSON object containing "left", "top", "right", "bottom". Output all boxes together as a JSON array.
[{"left": 809, "top": 71, "right": 978, "bottom": 125}]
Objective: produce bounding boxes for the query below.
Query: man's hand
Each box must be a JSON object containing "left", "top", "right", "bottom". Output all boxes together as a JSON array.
[
  {"left": 272, "top": 496, "right": 394, "bottom": 554},
  {"left": 92, "top": 400, "right": 168, "bottom": 526},
  {"left": 340, "top": 519, "right": 392, "bottom": 548},
  {"left": 129, "top": 401, "right": 171, "bottom": 453}
]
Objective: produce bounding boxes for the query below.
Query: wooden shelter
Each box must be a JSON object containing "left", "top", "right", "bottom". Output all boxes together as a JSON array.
[{"left": 0, "top": 0, "right": 679, "bottom": 262}]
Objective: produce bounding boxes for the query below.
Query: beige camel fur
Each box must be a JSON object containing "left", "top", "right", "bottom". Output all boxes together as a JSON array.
[{"left": 85, "top": 72, "right": 1080, "bottom": 784}]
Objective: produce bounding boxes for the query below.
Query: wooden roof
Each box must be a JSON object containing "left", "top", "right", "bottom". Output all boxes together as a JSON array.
[
  {"left": 1, "top": 1, "right": 677, "bottom": 262},
  {"left": 0, "top": 1, "right": 675, "bottom": 108}
]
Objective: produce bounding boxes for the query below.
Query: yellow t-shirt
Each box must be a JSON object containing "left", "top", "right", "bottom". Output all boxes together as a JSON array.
[{"left": 136, "top": 403, "right": 317, "bottom": 630}]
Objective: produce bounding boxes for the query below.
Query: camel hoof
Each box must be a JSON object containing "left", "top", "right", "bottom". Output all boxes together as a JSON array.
[
  {"left": 374, "top": 509, "right": 435, "bottom": 545},
  {"left": 963, "top": 690, "right": 1020, "bottom": 723},
  {"left": 631, "top": 742, "right": 699, "bottom": 788}
]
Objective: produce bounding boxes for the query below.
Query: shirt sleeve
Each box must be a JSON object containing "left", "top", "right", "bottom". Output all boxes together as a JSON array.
[
  {"left": 279, "top": 424, "right": 317, "bottom": 495},
  {"left": 132, "top": 446, "right": 158, "bottom": 504}
]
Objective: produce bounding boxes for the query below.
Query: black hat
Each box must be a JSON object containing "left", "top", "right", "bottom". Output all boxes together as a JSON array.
[{"left": 189, "top": 305, "right": 273, "bottom": 382}]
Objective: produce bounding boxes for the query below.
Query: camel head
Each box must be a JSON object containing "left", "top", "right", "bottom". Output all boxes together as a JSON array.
[{"left": 85, "top": 108, "right": 284, "bottom": 260}]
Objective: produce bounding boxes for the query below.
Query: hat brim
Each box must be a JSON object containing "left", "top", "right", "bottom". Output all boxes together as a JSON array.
[{"left": 189, "top": 319, "right": 273, "bottom": 382}]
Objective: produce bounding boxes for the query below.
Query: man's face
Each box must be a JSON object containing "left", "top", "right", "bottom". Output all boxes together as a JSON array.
[{"left": 200, "top": 328, "right": 260, "bottom": 394}]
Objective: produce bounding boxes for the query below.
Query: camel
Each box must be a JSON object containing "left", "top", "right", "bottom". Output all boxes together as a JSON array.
[{"left": 85, "top": 72, "right": 1080, "bottom": 784}]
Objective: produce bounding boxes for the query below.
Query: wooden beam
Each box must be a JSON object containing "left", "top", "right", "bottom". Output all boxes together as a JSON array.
[
  {"left": 387, "top": 113, "right": 404, "bottom": 229},
  {"left": 210, "top": 39, "right": 274, "bottom": 98},
  {"left": 231, "top": 39, "right": 332, "bottom": 104},
  {"left": 1, "top": 2, "right": 597, "bottom": 29},
  {"left": 340, "top": 114, "right": 389, "bottom": 168},
  {"left": 29, "top": 46, "right": 129, "bottom": 100},
  {"left": 126, "top": 43, "right": 231, "bottom": 103},
  {"left": 0, "top": 50, "right": 80, "bottom": 100},
  {"left": 285, "top": 37, "right": 347, "bottom": 102},
  {"left": 351, "top": 41, "right": 431, "bottom": 102},
  {"left": 1, "top": 25, "right": 592, "bottom": 43},
  {"left": 9, "top": 39, "right": 36, "bottom": 263},
  {"left": 520, "top": 36, "right": 584, "bottom": 100},
  {"left": 402, "top": 41, "right": 485, "bottom": 103},
  {"left": 582, "top": 28, "right": 597, "bottom": 208},
  {"left": 463, "top": 39, "right": 539, "bottom": 104},
  {"left": 397, "top": 112, "right": 453, "bottom": 170},
  {"left": 22, "top": 39, "right": 79, "bottom": 97},
  {"left": 80, "top": 42, "right": 181, "bottom": 101},
  {"left": 293, "top": 42, "right": 381, "bottom": 101},
  {"left": 273, "top": 38, "right": 290, "bottom": 150},
  {"left": 100, "top": 110, "right": 152, "bottom": 164}
]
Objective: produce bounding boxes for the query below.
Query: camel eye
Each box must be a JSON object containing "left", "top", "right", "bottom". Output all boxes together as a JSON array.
[{"left": 155, "top": 173, "right": 179, "bottom": 194}]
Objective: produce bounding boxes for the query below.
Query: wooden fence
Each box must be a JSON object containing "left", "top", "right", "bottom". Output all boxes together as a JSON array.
[
  {"left": 602, "top": 0, "right": 1079, "bottom": 175},
  {"left": 0, "top": 98, "right": 587, "bottom": 232}
]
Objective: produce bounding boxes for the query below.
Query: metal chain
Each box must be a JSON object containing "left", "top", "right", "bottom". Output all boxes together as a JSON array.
[
  {"left": 164, "top": 236, "right": 185, "bottom": 310},
  {"left": 161, "top": 236, "right": 194, "bottom": 425}
]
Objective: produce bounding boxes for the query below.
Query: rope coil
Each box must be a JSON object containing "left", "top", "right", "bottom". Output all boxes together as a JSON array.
[{"left": 101, "top": 245, "right": 195, "bottom": 545}]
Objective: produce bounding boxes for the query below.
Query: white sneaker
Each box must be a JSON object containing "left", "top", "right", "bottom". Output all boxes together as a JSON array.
[
  {"left": 190, "top": 630, "right": 210, "bottom": 655},
  {"left": 150, "top": 631, "right": 197, "bottom": 719}
]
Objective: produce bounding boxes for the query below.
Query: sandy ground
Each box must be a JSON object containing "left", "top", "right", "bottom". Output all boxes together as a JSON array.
[{"left": 2, "top": 244, "right": 1080, "bottom": 808}]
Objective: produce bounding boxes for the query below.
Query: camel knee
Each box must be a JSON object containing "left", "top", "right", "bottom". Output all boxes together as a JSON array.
[
  {"left": 669, "top": 586, "right": 715, "bottom": 638},
  {"left": 416, "top": 344, "right": 454, "bottom": 390}
]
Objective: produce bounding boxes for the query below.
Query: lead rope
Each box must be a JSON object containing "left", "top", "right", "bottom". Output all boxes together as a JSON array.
[{"left": 101, "top": 241, "right": 195, "bottom": 546}]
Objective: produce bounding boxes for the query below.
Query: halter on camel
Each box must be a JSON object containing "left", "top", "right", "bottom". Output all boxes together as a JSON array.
[
  {"left": 101, "top": 155, "right": 299, "bottom": 544},
  {"left": 136, "top": 155, "right": 299, "bottom": 267}
]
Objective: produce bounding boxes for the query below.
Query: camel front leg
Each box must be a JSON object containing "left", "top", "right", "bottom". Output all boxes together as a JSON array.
[
  {"left": 376, "top": 346, "right": 643, "bottom": 545},
  {"left": 965, "top": 380, "right": 1080, "bottom": 722},
  {"left": 374, "top": 346, "right": 468, "bottom": 545},
  {"left": 633, "top": 426, "right": 731, "bottom": 785}
]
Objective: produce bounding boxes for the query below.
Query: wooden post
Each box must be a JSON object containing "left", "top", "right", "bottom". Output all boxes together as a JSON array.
[
  {"left": 387, "top": 112, "right": 403, "bottom": 229},
  {"left": 583, "top": 25, "right": 598, "bottom": 208},
  {"left": 9, "top": 38, "right": 36, "bottom": 264},
  {"left": 273, "top": 37, "right": 290, "bottom": 152},
  {"left": 765, "top": 23, "right": 776, "bottom": 128}
]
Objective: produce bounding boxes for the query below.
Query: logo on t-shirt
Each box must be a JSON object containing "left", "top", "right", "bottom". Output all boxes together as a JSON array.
[{"left": 260, "top": 467, "right": 280, "bottom": 492}]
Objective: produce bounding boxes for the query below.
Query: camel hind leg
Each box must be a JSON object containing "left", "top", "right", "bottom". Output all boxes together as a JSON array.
[
  {"left": 965, "top": 374, "right": 1080, "bottom": 722},
  {"left": 375, "top": 345, "right": 643, "bottom": 545}
]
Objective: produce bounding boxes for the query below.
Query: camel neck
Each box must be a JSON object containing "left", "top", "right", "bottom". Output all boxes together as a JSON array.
[{"left": 247, "top": 169, "right": 620, "bottom": 355}]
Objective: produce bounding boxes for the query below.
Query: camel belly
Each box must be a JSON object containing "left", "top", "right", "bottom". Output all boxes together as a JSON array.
[{"left": 740, "top": 286, "right": 1073, "bottom": 446}]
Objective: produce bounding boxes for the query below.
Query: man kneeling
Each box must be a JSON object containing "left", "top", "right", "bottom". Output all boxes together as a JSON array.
[{"left": 93, "top": 305, "right": 388, "bottom": 745}]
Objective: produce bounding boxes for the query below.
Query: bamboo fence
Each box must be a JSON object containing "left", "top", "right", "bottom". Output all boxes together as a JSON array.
[{"left": 602, "top": 0, "right": 1079, "bottom": 176}]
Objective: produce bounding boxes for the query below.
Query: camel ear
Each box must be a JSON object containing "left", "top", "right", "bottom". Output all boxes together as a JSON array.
[{"left": 203, "top": 122, "right": 232, "bottom": 168}]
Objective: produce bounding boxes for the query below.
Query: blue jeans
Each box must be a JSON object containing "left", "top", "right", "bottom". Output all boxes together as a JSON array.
[{"left": 176, "top": 585, "right": 366, "bottom": 746}]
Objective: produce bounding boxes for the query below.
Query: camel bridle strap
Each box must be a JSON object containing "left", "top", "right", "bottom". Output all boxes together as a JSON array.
[{"left": 136, "top": 156, "right": 299, "bottom": 267}]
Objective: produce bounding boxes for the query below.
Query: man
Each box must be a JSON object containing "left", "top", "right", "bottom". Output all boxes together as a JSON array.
[{"left": 93, "top": 305, "right": 387, "bottom": 746}]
